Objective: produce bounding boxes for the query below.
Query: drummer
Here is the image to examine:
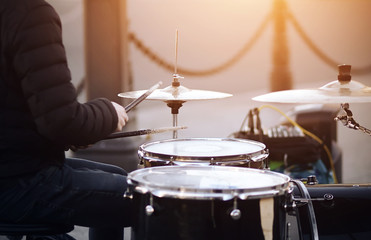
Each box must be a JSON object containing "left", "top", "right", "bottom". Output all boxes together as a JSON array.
[{"left": 0, "top": 0, "right": 132, "bottom": 239}]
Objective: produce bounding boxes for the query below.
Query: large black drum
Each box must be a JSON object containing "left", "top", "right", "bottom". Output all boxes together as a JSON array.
[
  {"left": 126, "top": 165, "right": 296, "bottom": 240},
  {"left": 138, "top": 138, "right": 269, "bottom": 169},
  {"left": 295, "top": 183, "right": 371, "bottom": 240}
]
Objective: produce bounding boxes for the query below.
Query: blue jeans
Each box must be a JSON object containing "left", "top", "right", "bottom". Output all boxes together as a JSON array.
[{"left": 0, "top": 158, "right": 132, "bottom": 240}]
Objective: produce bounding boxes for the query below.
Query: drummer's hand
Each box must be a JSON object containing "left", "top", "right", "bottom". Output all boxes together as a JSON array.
[{"left": 111, "top": 101, "right": 129, "bottom": 132}]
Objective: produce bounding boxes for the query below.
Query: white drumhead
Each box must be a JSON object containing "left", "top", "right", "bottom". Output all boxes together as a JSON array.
[
  {"left": 139, "top": 138, "right": 267, "bottom": 161},
  {"left": 128, "top": 166, "right": 291, "bottom": 200}
]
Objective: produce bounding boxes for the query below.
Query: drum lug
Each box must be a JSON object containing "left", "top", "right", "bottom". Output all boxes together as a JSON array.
[
  {"left": 145, "top": 205, "right": 155, "bottom": 216},
  {"left": 123, "top": 187, "right": 133, "bottom": 199},
  {"left": 138, "top": 151, "right": 145, "bottom": 167},
  {"left": 230, "top": 209, "right": 241, "bottom": 220},
  {"left": 230, "top": 197, "right": 241, "bottom": 220},
  {"left": 123, "top": 191, "right": 133, "bottom": 200},
  {"left": 145, "top": 194, "right": 155, "bottom": 216},
  {"left": 263, "top": 149, "right": 270, "bottom": 169}
]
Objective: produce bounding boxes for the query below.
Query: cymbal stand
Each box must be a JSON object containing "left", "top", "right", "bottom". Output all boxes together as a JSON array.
[
  {"left": 166, "top": 100, "right": 184, "bottom": 139},
  {"left": 166, "top": 30, "right": 186, "bottom": 139},
  {"left": 334, "top": 103, "right": 371, "bottom": 136},
  {"left": 166, "top": 73, "right": 185, "bottom": 139}
]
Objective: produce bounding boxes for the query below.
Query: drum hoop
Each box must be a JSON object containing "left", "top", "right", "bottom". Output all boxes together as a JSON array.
[
  {"left": 128, "top": 166, "right": 292, "bottom": 200},
  {"left": 138, "top": 138, "right": 268, "bottom": 162},
  {"left": 129, "top": 183, "right": 293, "bottom": 201}
]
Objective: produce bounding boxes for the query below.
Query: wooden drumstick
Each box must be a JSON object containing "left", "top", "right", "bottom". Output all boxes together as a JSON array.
[
  {"left": 174, "top": 29, "right": 178, "bottom": 74},
  {"left": 124, "top": 81, "right": 162, "bottom": 113},
  {"left": 104, "top": 126, "right": 187, "bottom": 140}
]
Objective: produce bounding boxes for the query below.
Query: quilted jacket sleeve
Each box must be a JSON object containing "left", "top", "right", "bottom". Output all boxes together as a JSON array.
[{"left": 9, "top": 2, "right": 118, "bottom": 146}]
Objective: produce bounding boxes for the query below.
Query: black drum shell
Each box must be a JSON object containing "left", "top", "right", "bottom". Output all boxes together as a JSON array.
[
  {"left": 295, "top": 184, "right": 371, "bottom": 239},
  {"left": 130, "top": 192, "right": 289, "bottom": 240}
]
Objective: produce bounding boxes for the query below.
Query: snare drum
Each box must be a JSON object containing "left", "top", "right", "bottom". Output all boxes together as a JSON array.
[
  {"left": 126, "top": 165, "right": 294, "bottom": 240},
  {"left": 138, "top": 138, "right": 269, "bottom": 169}
]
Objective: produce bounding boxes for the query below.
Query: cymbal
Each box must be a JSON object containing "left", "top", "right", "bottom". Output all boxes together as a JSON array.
[
  {"left": 119, "top": 85, "right": 232, "bottom": 102},
  {"left": 253, "top": 65, "right": 371, "bottom": 104},
  {"left": 253, "top": 81, "right": 371, "bottom": 104}
]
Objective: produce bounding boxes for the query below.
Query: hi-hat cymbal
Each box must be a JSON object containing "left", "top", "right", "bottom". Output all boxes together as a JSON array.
[
  {"left": 119, "top": 85, "right": 232, "bottom": 102},
  {"left": 253, "top": 65, "right": 371, "bottom": 104}
]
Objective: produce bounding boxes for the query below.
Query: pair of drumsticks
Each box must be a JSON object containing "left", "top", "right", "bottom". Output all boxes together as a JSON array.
[{"left": 105, "top": 81, "right": 186, "bottom": 140}]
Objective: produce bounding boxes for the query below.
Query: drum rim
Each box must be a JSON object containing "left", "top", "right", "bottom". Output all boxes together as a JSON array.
[
  {"left": 138, "top": 138, "right": 268, "bottom": 162},
  {"left": 127, "top": 165, "right": 292, "bottom": 200}
]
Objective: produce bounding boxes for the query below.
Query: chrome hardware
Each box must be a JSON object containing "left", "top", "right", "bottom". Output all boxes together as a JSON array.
[
  {"left": 230, "top": 197, "right": 241, "bottom": 220},
  {"left": 230, "top": 209, "right": 241, "bottom": 220},
  {"left": 145, "top": 194, "right": 154, "bottom": 216},
  {"left": 145, "top": 205, "right": 154, "bottom": 216}
]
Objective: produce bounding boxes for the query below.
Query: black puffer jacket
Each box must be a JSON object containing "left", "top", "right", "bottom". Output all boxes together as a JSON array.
[{"left": 0, "top": 0, "right": 118, "bottom": 178}]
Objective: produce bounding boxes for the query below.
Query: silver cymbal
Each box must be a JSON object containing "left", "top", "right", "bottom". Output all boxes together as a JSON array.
[
  {"left": 253, "top": 81, "right": 371, "bottom": 104},
  {"left": 253, "top": 65, "right": 371, "bottom": 104},
  {"left": 119, "top": 85, "right": 232, "bottom": 102}
]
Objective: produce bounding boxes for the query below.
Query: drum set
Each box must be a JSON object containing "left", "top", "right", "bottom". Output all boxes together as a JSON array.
[{"left": 116, "top": 64, "right": 371, "bottom": 240}]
